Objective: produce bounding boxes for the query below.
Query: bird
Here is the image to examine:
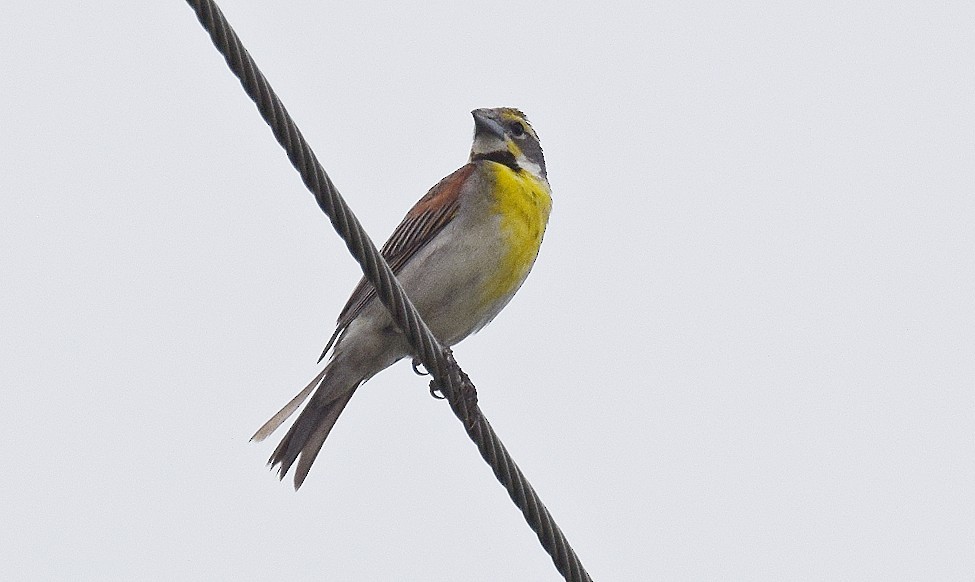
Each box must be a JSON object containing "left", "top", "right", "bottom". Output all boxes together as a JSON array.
[{"left": 251, "top": 107, "right": 552, "bottom": 489}]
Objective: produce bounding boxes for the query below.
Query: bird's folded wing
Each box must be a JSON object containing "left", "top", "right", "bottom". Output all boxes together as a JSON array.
[{"left": 332, "top": 163, "right": 476, "bottom": 332}]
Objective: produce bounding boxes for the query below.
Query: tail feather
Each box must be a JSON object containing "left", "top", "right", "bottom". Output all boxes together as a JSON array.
[
  {"left": 288, "top": 389, "right": 356, "bottom": 488},
  {"left": 257, "top": 357, "right": 363, "bottom": 489},
  {"left": 269, "top": 387, "right": 357, "bottom": 489},
  {"left": 250, "top": 366, "right": 328, "bottom": 443}
]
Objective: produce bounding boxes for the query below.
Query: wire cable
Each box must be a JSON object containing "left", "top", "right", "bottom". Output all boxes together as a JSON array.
[{"left": 184, "top": 2, "right": 593, "bottom": 580}]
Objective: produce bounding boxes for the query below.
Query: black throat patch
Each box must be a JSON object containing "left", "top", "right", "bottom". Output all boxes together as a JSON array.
[{"left": 472, "top": 150, "right": 521, "bottom": 172}]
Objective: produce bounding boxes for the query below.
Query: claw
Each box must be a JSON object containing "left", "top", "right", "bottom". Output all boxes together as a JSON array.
[
  {"left": 412, "top": 358, "right": 429, "bottom": 376},
  {"left": 429, "top": 382, "right": 446, "bottom": 399}
]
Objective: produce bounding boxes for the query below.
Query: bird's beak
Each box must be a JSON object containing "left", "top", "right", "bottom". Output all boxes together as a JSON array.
[{"left": 472, "top": 109, "right": 506, "bottom": 140}]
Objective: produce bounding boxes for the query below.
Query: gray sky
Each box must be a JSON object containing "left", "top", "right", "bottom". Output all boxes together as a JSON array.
[{"left": 2, "top": 1, "right": 973, "bottom": 580}]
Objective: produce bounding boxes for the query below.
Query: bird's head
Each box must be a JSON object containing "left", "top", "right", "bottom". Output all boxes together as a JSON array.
[{"left": 469, "top": 107, "right": 547, "bottom": 182}]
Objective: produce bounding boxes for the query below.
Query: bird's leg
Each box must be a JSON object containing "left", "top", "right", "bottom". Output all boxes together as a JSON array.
[
  {"left": 424, "top": 348, "right": 479, "bottom": 427},
  {"left": 439, "top": 348, "right": 479, "bottom": 428}
]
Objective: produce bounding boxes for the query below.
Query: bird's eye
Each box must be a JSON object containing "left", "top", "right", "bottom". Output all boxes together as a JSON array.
[{"left": 510, "top": 121, "right": 526, "bottom": 137}]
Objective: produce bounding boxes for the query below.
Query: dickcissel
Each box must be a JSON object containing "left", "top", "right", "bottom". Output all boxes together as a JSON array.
[{"left": 252, "top": 107, "right": 552, "bottom": 488}]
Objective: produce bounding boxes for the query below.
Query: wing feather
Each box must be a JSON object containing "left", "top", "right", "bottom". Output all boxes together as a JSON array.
[{"left": 324, "top": 163, "right": 476, "bottom": 352}]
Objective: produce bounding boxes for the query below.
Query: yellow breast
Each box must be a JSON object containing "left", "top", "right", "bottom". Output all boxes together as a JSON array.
[{"left": 482, "top": 163, "right": 553, "bottom": 305}]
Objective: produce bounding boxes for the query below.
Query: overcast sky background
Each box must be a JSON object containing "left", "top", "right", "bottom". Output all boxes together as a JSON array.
[{"left": 2, "top": 2, "right": 973, "bottom": 580}]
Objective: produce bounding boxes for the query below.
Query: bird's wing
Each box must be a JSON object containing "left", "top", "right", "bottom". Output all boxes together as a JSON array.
[{"left": 317, "top": 163, "right": 476, "bottom": 361}]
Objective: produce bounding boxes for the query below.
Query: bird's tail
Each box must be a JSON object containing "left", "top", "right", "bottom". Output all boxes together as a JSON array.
[{"left": 251, "top": 357, "right": 363, "bottom": 489}]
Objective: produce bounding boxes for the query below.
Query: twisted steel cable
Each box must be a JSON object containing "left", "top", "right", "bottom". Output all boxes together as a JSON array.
[{"left": 184, "top": 2, "right": 593, "bottom": 580}]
